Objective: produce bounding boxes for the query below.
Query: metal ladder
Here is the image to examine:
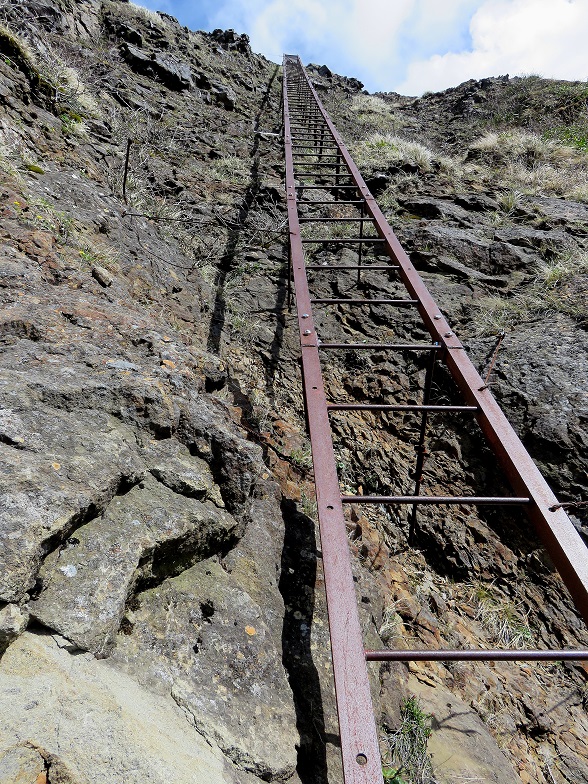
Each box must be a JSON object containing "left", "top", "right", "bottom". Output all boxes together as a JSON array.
[{"left": 282, "top": 53, "right": 588, "bottom": 784}]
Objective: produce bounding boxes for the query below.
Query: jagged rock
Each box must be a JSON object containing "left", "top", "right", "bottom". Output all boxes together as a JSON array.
[
  {"left": 210, "top": 29, "right": 251, "bottom": 55},
  {"left": 29, "top": 475, "right": 240, "bottom": 656},
  {"left": 112, "top": 558, "right": 299, "bottom": 781},
  {"left": 210, "top": 80, "right": 237, "bottom": 110},
  {"left": 0, "top": 745, "right": 47, "bottom": 784},
  {"left": 120, "top": 42, "right": 193, "bottom": 90},
  {"left": 365, "top": 172, "right": 390, "bottom": 196},
  {"left": 0, "top": 407, "right": 145, "bottom": 603},
  {"left": 0, "top": 604, "right": 29, "bottom": 653},
  {"left": 400, "top": 197, "right": 473, "bottom": 224},
  {"left": 493, "top": 225, "right": 569, "bottom": 251},
  {"left": 454, "top": 193, "right": 500, "bottom": 212},
  {"left": 0, "top": 632, "right": 253, "bottom": 784}
]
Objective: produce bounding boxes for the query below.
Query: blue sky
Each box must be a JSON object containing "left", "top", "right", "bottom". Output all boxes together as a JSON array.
[{"left": 136, "top": 0, "right": 588, "bottom": 95}]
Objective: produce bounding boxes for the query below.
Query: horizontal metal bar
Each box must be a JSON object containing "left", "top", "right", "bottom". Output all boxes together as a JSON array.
[
  {"left": 306, "top": 265, "right": 399, "bottom": 271},
  {"left": 301, "top": 238, "right": 385, "bottom": 244},
  {"left": 295, "top": 185, "right": 359, "bottom": 190},
  {"left": 327, "top": 404, "right": 479, "bottom": 412},
  {"left": 296, "top": 173, "right": 353, "bottom": 178},
  {"left": 365, "top": 649, "right": 588, "bottom": 661},
  {"left": 298, "top": 217, "right": 371, "bottom": 222},
  {"left": 319, "top": 343, "right": 440, "bottom": 351},
  {"left": 298, "top": 200, "right": 366, "bottom": 205},
  {"left": 341, "top": 495, "right": 530, "bottom": 505},
  {"left": 311, "top": 298, "right": 418, "bottom": 306}
]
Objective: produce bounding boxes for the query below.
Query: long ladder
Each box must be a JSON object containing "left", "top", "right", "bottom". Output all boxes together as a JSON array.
[{"left": 282, "top": 54, "right": 588, "bottom": 784}]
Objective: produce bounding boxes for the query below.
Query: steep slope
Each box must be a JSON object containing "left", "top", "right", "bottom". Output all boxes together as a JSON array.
[{"left": 0, "top": 3, "right": 587, "bottom": 784}]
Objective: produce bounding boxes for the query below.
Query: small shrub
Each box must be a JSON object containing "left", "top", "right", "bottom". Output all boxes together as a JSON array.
[
  {"left": 384, "top": 696, "right": 433, "bottom": 784},
  {"left": 469, "top": 582, "right": 533, "bottom": 648},
  {"left": 351, "top": 133, "right": 435, "bottom": 173},
  {"left": 290, "top": 442, "right": 313, "bottom": 471}
]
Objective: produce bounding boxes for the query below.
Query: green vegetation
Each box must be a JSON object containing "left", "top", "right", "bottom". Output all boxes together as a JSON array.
[
  {"left": 383, "top": 696, "right": 433, "bottom": 784},
  {"left": 382, "top": 765, "right": 407, "bottom": 784},
  {"left": 469, "top": 582, "right": 533, "bottom": 648},
  {"left": 290, "top": 442, "right": 313, "bottom": 471}
]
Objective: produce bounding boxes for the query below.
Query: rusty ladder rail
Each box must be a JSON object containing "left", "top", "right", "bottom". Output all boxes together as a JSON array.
[{"left": 282, "top": 54, "right": 588, "bottom": 784}]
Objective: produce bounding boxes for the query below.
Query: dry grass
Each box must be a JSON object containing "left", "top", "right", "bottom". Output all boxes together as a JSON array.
[
  {"left": 469, "top": 129, "right": 588, "bottom": 201},
  {"left": 473, "top": 242, "right": 588, "bottom": 334},
  {"left": 350, "top": 94, "right": 401, "bottom": 132},
  {"left": 351, "top": 133, "right": 435, "bottom": 172}
]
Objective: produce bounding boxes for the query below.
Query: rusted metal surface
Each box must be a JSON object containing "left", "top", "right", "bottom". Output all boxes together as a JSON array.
[
  {"left": 366, "top": 649, "right": 588, "bottom": 661},
  {"left": 283, "top": 55, "right": 383, "bottom": 784},
  {"left": 341, "top": 495, "right": 530, "bottom": 505},
  {"left": 286, "top": 54, "right": 588, "bottom": 625}
]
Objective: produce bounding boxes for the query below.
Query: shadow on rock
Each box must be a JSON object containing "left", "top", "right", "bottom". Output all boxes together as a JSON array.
[{"left": 279, "top": 498, "right": 328, "bottom": 784}]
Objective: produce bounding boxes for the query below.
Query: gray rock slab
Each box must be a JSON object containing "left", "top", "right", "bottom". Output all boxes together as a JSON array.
[
  {"left": 112, "top": 558, "right": 298, "bottom": 781},
  {"left": 0, "top": 631, "right": 249, "bottom": 784},
  {"left": 525, "top": 196, "right": 588, "bottom": 226},
  {"left": 29, "top": 475, "right": 240, "bottom": 655},
  {"left": 144, "top": 437, "right": 225, "bottom": 505},
  {"left": 0, "top": 407, "right": 144, "bottom": 603},
  {"left": 493, "top": 225, "right": 569, "bottom": 250}
]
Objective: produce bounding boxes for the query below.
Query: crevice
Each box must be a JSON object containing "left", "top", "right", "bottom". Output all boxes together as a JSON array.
[
  {"left": 278, "top": 497, "right": 328, "bottom": 784},
  {"left": 0, "top": 432, "right": 28, "bottom": 450}
]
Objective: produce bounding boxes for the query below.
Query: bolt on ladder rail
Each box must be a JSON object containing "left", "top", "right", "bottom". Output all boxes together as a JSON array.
[{"left": 281, "top": 54, "right": 588, "bottom": 784}]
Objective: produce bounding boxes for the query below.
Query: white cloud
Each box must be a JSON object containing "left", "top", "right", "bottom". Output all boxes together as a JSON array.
[
  {"left": 209, "top": 0, "right": 483, "bottom": 90},
  {"left": 396, "top": 0, "right": 588, "bottom": 95}
]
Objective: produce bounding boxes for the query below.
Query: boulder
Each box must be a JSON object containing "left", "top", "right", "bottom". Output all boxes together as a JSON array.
[{"left": 29, "top": 474, "right": 240, "bottom": 656}]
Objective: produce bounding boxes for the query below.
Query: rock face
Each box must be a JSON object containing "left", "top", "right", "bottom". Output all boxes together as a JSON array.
[
  {"left": 113, "top": 559, "right": 297, "bottom": 780},
  {"left": 0, "top": 1, "right": 588, "bottom": 783},
  {"left": 0, "top": 632, "right": 254, "bottom": 784}
]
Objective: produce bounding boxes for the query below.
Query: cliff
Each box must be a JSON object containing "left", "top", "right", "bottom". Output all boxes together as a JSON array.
[{"left": 0, "top": 3, "right": 587, "bottom": 784}]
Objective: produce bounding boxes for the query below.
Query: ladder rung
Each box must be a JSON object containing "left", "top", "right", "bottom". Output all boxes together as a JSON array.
[
  {"left": 341, "top": 495, "right": 530, "bottom": 505},
  {"left": 298, "top": 200, "right": 366, "bottom": 205},
  {"left": 306, "top": 265, "right": 398, "bottom": 270},
  {"left": 319, "top": 343, "right": 440, "bottom": 351},
  {"left": 295, "top": 185, "right": 358, "bottom": 190},
  {"left": 296, "top": 174, "right": 353, "bottom": 178},
  {"left": 301, "top": 238, "right": 385, "bottom": 244},
  {"left": 327, "top": 404, "right": 478, "bottom": 412},
  {"left": 298, "top": 217, "right": 370, "bottom": 222},
  {"left": 311, "top": 298, "right": 417, "bottom": 306},
  {"left": 365, "top": 649, "right": 588, "bottom": 661}
]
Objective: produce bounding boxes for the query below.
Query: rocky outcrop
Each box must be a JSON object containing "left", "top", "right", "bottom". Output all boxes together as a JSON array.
[{"left": 120, "top": 42, "right": 194, "bottom": 91}]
